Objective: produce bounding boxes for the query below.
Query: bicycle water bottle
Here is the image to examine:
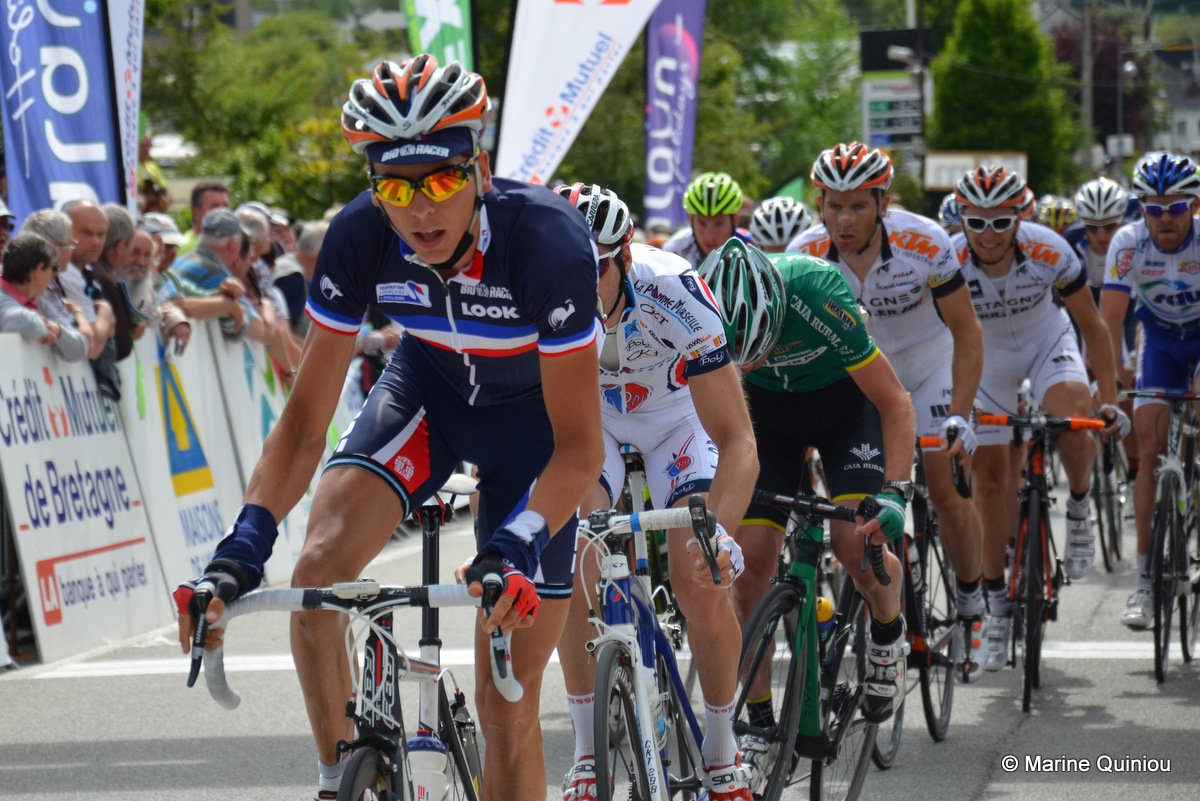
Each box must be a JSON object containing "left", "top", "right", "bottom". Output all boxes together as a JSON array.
[
  {"left": 816, "top": 597, "right": 836, "bottom": 647},
  {"left": 907, "top": 535, "right": 924, "bottom": 595},
  {"left": 642, "top": 666, "right": 669, "bottom": 748},
  {"left": 407, "top": 730, "right": 449, "bottom": 801}
]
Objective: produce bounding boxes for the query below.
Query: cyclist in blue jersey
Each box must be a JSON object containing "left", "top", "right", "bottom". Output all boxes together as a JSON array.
[
  {"left": 172, "top": 56, "right": 605, "bottom": 801},
  {"left": 1099, "top": 153, "right": 1200, "bottom": 629}
]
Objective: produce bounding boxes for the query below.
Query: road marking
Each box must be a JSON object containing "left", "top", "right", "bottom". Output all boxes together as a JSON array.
[
  {"left": 1041, "top": 640, "right": 1183, "bottom": 660},
  {"left": 0, "top": 763, "right": 89, "bottom": 771},
  {"left": 18, "top": 640, "right": 1179, "bottom": 680}
]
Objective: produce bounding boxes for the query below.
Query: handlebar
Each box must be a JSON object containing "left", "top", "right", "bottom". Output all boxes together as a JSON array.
[
  {"left": 917, "top": 433, "right": 972, "bottom": 499},
  {"left": 977, "top": 413, "right": 1105, "bottom": 431},
  {"left": 1121, "top": 390, "right": 1200, "bottom": 403},
  {"left": 480, "top": 574, "right": 522, "bottom": 702},
  {"left": 751, "top": 489, "right": 889, "bottom": 586},
  {"left": 581, "top": 494, "right": 723, "bottom": 585},
  {"left": 195, "top": 583, "right": 522, "bottom": 709}
]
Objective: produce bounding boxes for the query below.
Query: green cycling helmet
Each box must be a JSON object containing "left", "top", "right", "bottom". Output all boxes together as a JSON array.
[
  {"left": 697, "top": 238, "right": 786, "bottom": 367},
  {"left": 684, "top": 172, "right": 743, "bottom": 217}
]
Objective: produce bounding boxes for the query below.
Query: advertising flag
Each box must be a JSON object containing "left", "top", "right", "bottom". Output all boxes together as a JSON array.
[
  {"left": 0, "top": 1, "right": 141, "bottom": 219},
  {"left": 496, "top": 0, "right": 662, "bottom": 186},
  {"left": 644, "top": 0, "right": 706, "bottom": 233},
  {"left": 403, "top": 0, "right": 474, "bottom": 70}
]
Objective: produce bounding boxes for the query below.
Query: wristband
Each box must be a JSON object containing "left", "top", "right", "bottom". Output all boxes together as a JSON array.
[{"left": 206, "top": 503, "right": 280, "bottom": 593}]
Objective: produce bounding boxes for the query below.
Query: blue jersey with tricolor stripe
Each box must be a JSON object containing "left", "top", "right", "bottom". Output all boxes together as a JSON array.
[{"left": 306, "top": 179, "right": 602, "bottom": 405}]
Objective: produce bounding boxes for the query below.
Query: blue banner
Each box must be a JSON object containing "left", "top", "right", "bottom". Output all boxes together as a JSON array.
[
  {"left": 1, "top": 1, "right": 124, "bottom": 221},
  {"left": 644, "top": 0, "right": 706, "bottom": 234}
]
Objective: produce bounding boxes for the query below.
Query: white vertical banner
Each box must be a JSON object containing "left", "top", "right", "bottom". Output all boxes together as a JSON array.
[
  {"left": 108, "top": 0, "right": 146, "bottom": 214},
  {"left": 206, "top": 327, "right": 310, "bottom": 585},
  {"left": 0, "top": 335, "right": 172, "bottom": 662},
  {"left": 496, "top": 0, "right": 662, "bottom": 185},
  {"left": 116, "top": 331, "right": 245, "bottom": 591}
]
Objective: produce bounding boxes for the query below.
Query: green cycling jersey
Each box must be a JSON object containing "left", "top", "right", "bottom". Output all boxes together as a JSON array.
[{"left": 745, "top": 252, "right": 879, "bottom": 393}]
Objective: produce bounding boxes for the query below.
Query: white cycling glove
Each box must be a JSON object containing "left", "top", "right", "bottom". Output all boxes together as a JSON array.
[
  {"left": 1099, "top": 404, "right": 1131, "bottom": 439},
  {"left": 715, "top": 522, "right": 745, "bottom": 580},
  {"left": 938, "top": 414, "right": 978, "bottom": 455},
  {"left": 687, "top": 522, "right": 745, "bottom": 581}
]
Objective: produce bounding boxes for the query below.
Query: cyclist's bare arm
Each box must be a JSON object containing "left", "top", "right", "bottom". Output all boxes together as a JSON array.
[
  {"left": 848, "top": 352, "right": 916, "bottom": 539},
  {"left": 936, "top": 283, "right": 984, "bottom": 454},
  {"left": 1063, "top": 286, "right": 1120, "bottom": 410},
  {"left": 177, "top": 324, "right": 358, "bottom": 650},
  {"left": 526, "top": 346, "right": 604, "bottom": 534},
  {"left": 473, "top": 345, "right": 604, "bottom": 633},
  {"left": 686, "top": 361, "right": 757, "bottom": 534},
  {"left": 1098, "top": 287, "right": 1132, "bottom": 379}
]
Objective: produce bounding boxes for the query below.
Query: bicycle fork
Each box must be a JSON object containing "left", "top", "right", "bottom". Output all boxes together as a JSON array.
[
  {"left": 594, "top": 552, "right": 671, "bottom": 801},
  {"left": 791, "top": 525, "right": 826, "bottom": 761}
]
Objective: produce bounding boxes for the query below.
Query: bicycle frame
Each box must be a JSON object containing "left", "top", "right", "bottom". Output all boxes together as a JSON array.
[{"left": 579, "top": 503, "right": 711, "bottom": 801}]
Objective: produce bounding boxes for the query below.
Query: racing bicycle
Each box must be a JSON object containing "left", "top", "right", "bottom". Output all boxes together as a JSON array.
[
  {"left": 1124, "top": 391, "right": 1200, "bottom": 683},
  {"left": 732, "top": 490, "right": 886, "bottom": 801},
  {"left": 977, "top": 413, "right": 1104, "bottom": 712}
]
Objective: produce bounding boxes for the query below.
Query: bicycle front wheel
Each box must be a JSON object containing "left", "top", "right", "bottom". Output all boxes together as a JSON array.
[
  {"left": 1092, "top": 443, "right": 1113, "bottom": 573},
  {"left": 594, "top": 641, "right": 655, "bottom": 801},
  {"left": 734, "top": 583, "right": 807, "bottom": 801},
  {"left": 439, "top": 679, "right": 482, "bottom": 801},
  {"left": 1017, "top": 489, "right": 1047, "bottom": 713},
  {"left": 811, "top": 586, "right": 876, "bottom": 801},
  {"left": 1152, "top": 474, "right": 1181, "bottom": 683},
  {"left": 658, "top": 651, "right": 703, "bottom": 801},
  {"left": 336, "top": 747, "right": 394, "bottom": 801},
  {"left": 918, "top": 525, "right": 957, "bottom": 741}
]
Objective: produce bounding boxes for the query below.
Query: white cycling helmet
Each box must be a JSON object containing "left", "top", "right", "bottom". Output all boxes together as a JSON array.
[
  {"left": 750, "top": 197, "right": 814, "bottom": 248},
  {"left": 341, "top": 55, "right": 491, "bottom": 156},
  {"left": 697, "top": 239, "right": 787, "bottom": 366},
  {"left": 1074, "top": 178, "right": 1127, "bottom": 225},
  {"left": 954, "top": 166, "right": 1027, "bottom": 210},
  {"left": 810, "top": 142, "right": 894, "bottom": 194},
  {"left": 553, "top": 183, "right": 632, "bottom": 256}
]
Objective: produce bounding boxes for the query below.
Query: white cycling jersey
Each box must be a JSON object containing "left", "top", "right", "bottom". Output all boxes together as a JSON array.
[
  {"left": 662, "top": 226, "right": 752, "bottom": 269},
  {"left": 952, "top": 221, "right": 1086, "bottom": 351},
  {"left": 599, "top": 243, "right": 732, "bottom": 415},
  {"left": 1103, "top": 219, "right": 1200, "bottom": 336},
  {"left": 789, "top": 208, "right": 963, "bottom": 353}
]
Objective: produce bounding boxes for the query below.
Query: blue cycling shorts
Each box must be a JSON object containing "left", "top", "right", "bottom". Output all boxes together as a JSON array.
[
  {"left": 1135, "top": 329, "right": 1200, "bottom": 409},
  {"left": 326, "top": 338, "right": 576, "bottom": 597}
]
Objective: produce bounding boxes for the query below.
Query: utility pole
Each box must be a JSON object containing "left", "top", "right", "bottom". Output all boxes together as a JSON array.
[{"left": 1082, "top": 0, "right": 1093, "bottom": 141}]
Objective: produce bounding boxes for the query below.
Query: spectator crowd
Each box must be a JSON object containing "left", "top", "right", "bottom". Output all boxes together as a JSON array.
[{"left": 0, "top": 181, "right": 339, "bottom": 400}]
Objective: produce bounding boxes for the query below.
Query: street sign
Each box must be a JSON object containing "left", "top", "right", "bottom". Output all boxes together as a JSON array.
[{"left": 1106, "top": 134, "right": 1135, "bottom": 158}]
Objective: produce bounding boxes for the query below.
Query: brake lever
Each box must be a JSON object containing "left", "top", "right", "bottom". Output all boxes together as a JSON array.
[
  {"left": 186, "top": 581, "right": 216, "bottom": 688},
  {"left": 856, "top": 497, "right": 890, "bottom": 587},
  {"left": 688, "top": 494, "right": 721, "bottom": 585}
]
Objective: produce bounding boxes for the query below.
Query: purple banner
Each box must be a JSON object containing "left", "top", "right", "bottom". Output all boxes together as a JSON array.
[
  {"left": 644, "top": 0, "right": 706, "bottom": 234},
  {"left": 1, "top": 1, "right": 125, "bottom": 221}
]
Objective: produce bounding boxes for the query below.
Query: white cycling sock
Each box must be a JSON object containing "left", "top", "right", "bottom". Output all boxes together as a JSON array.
[
  {"left": 1066, "top": 491, "right": 1090, "bottom": 520},
  {"left": 568, "top": 692, "right": 596, "bottom": 762},
  {"left": 987, "top": 586, "right": 1012, "bottom": 618},
  {"left": 318, "top": 757, "right": 345, "bottom": 792},
  {"left": 1137, "top": 553, "right": 1151, "bottom": 589},
  {"left": 956, "top": 586, "right": 986, "bottom": 617},
  {"left": 702, "top": 698, "right": 737, "bottom": 769}
]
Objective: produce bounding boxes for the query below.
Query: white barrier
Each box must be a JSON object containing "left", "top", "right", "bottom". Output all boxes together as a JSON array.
[
  {"left": 1, "top": 321, "right": 399, "bottom": 662},
  {"left": 0, "top": 336, "right": 172, "bottom": 661}
]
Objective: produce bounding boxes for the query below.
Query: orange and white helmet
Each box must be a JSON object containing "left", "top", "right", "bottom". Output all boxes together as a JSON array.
[
  {"left": 341, "top": 55, "right": 491, "bottom": 163},
  {"left": 954, "top": 166, "right": 1027, "bottom": 210},
  {"left": 810, "top": 142, "right": 894, "bottom": 194}
]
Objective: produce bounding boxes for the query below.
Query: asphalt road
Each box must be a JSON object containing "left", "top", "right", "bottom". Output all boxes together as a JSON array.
[{"left": 2, "top": 494, "right": 1199, "bottom": 801}]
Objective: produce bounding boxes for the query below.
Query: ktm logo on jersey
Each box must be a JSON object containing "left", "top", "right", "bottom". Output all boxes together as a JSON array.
[
  {"left": 888, "top": 231, "right": 941, "bottom": 259},
  {"left": 1019, "top": 242, "right": 1061, "bottom": 267},
  {"left": 797, "top": 237, "right": 830, "bottom": 257}
]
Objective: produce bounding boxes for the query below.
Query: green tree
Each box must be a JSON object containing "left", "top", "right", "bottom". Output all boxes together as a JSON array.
[
  {"left": 928, "top": 0, "right": 1085, "bottom": 192},
  {"left": 144, "top": 5, "right": 371, "bottom": 220}
]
